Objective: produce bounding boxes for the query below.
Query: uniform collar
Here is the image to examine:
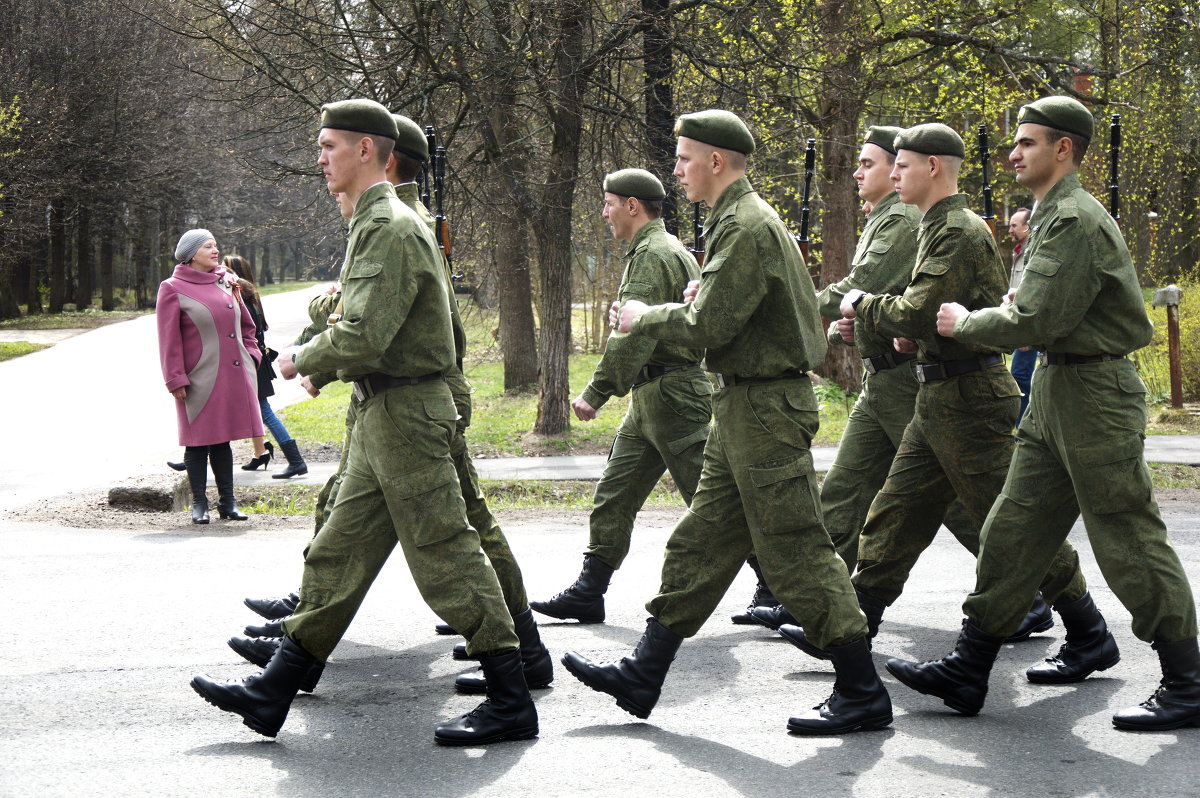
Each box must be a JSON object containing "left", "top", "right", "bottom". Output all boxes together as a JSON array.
[
  {"left": 866, "top": 191, "right": 901, "bottom": 221},
  {"left": 1031, "top": 172, "right": 1081, "bottom": 225},
  {"left": 921, "top": 193, "right": 968, "bottom": 225},
  {"left": 350, "top": 182, "right": 398, "bottom": 230},
  {"left": 625, "top": 218, "right": 666, "bottom": 257},
  {"left": 704, "top": 176, "right": 754, "bottom": 235}
]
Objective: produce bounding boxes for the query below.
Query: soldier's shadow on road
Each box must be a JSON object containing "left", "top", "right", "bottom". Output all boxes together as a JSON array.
[{"left": 184, "top": 637, "right": 539, "bottom": 798}]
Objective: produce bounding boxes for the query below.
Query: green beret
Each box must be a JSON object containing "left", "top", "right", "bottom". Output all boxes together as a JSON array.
[
  {"left": 1018, "top": 96, "right": 1094, "bottom": 140},
  {"left": 674, "top": 109, "right": 755, "bottom": 155},
  {"left": 893, "top": 123, "right": 965, "bottom": 159},
  {"left": 864, "top": 125, "right": 904, "bottom": 155},
  {"left": 391, "top": 113, "right": 429, "bottom": 162},
  {"left": 320, "top": 99, "right": 398, "bottom": 141},
  {"left": 603, "top": 168, "right": 666, "bottom": 201}
]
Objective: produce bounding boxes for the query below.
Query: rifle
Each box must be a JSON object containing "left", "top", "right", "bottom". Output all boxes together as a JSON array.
[
  {"left": 688, "top": 202, "right": 704, "bottom": 267},
  {"left": 1109, "top": 114, "right": 1121, "bottom": 223},
  {"left": 420, "top": 126, "right": 435, "bottom": 211},
  {"left": 978, "top": 124, "right": 996, "bottom": 239},
  {"left": 433, "top": 143, "right": 457, "bottom": 279},
  {"left": 797, "top": 137, "right": 816, "bottom": 262}
]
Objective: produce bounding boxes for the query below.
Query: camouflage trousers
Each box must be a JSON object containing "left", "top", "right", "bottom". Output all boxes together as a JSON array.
[
  {"left": 965, "top": 358, "right": 1197, "bottom": 641},
  {"left": 310, "top": 389, "right": 527, "bottom": 616},
  {"left": 647, "top": 376, "right": 867, "bottom": 650},
  {"left": 284, "top": 380, "right": 517, "bottom": 661},
  {"left": 821, "top": 360, "right": 980, "bottom": 569},
  {"left": 853, "top": 364, "right": 1087, "bottom": 609},
  {"left": 587, "top": 367, "right": 711, "bottom": 569}
]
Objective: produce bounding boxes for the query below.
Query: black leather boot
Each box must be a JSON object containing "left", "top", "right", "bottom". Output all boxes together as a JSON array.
[
  {"left": 227, "top": 635, "right": 323, "bottom": 693},
  {"left": 452, "top": 642, "right": 480, "bottom": 661},
  {"left": 456, "top": 609, "right": 554, "bottom": 694},
  {"left": 245, "top": 617, "right": 285, "bottom": 638},
  {"left": 788, "top": 638, "right": 893, "bottom": 734},
  {"left": 749, "top": 603, "right": 797, "bottom": 630},
  {"left": 211, "top": 443, "right": 249, "bottom": 520},
  {"left": 1113, "top": 638, "right": 1200, "bottom": 731},
  {"left": 190, "top": 636, "right": 320, "bottom": 737},
  {"left": 561, "top": 617, "right": 683, "bottom": 719},
  {"left": 1026, "top": 592, "right": 1120, "bottom": 683},
  {"left": 1005, "top": 592, "right": 1054, "bottom": 643},
  {"left": 273, "top": 439, "right": 309, "bottom": 479},
  {"left": 779, "top": 589, "right": 886, "bottom": 661},
  {"left": 184, "top": 446, "right": 210, "bottom": 524},
  {"left": 242, "top": 440, "right": 274, "bottom": 471},
  {"left": 435, "top": 623, "right": 458, "bottom": 635},
  {"left": 886, "top": 618, "right": 1003, "bottom": 716},
  {"left": 434, "top": 649, "right": 539, "bottom": 745},
  {"left": 731, "top": 556, "right": 779, "bottom": 624},
  {"left": 529, "top": 555, "right": 614, "bottom": 624},
  {"left": 244, "top": 592, "right": 299, "bottom": 620}
]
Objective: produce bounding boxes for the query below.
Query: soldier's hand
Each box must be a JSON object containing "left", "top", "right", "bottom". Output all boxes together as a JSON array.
[
  {"left": 936, "top": 302, "right": 969, "bottom": 338},
  {"left": 837, "top": 317, "right": 856, "bottom": 343},
  {"left": 616, "top": 300, "right": 648, "bottom": 333},
  {"left": 840, "top": 289, "right": 867, "bottom": 319},
  {"left": 894, "top": 337, "right": 917, "bottom": 354},
  {"left": 608, "top": 300, "right": 622, "bottom": 329},
  {"left": 324, "top": 281, "right": 341, "bottom": 295},
  {"left": 572, "top": 395, "right": 597, "bottom": 421},
  {"left": 300, "top": 376, "right": 320, "bottom": 397},
  {"left": 683, "top": 279, "right": 700, "bottom": 304},
  {"left": 278, "top": 346, "right": 300, "bottom": 379}
]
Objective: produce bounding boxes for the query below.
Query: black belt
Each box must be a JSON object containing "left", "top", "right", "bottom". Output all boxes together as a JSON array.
[
  {"left": 914, "top": 353, "right": 1004, "bottom": 383},
  {"left": 715, "top": 368, "right": 807, "bottom": 389},
  {"left": 352, "top": 371, "right": 444, "bottom": 401},
  {"left": 1043, "top": 352, "right": 1125, "bottom": 366},
  {"left": 862, "top": 350, "right": 917, "bottom": 375},
  {"left": 633, "top": 362, "right": 701, "bottom": 388}
]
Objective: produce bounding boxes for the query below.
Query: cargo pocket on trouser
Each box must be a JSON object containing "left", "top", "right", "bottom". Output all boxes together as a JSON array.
[
  {"left": 746, "top": 453, "right": 823, "bottom": 535},
  {"left": 383, "top": 458, "right": 470, "bottom": 549},
  {"left": 1074, "top": 433, "right": 1152, "bottom": 515}
]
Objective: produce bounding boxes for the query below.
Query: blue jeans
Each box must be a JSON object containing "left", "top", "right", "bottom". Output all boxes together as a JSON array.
[
  {"left": 1010, "top": 348, "right": 1038, "bottom": 425},
  {"left": 259, "top": 398, "right": 294, "bottom": 445}
]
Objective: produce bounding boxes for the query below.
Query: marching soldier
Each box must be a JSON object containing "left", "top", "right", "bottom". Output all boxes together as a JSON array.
[
  {"left": 191, "top": 99, "right": 539, "bottom": 746},
  {"left": 530, "top": 168, "right": 711, "bottom": 625},
  {"left": 890, "top": 97, "right": 1200, "bottom": 731},
  {"left": 562, "top": 110, "right": 891, "bottom": 735}
]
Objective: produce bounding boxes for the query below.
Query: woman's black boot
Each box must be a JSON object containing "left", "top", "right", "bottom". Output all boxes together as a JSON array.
[{"left": 184, "top": 446, "right": 210, "bottom": 524}]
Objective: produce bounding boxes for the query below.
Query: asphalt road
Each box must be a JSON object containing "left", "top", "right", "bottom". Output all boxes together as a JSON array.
[{"left": 2, "top": 501, "right": 1199, "bottom": 798}]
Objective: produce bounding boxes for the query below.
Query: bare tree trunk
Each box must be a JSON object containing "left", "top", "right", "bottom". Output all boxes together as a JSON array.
[
  {"left": 27, "top": 238, "right": 44, "bottom": 315},
  {"left": 75, "top": 203, "right": 93, "bottom": 309},
  {"left": 100, "top": 208, "right": 115, "bottom": 311},
  {"left": 48, "top": 198, "right": 67, "bottom": 313},
  {"left": 642, "top": 0, "right": 677, "bottom": 234},
  {"left": 496, "top": 211, "right": 538, "bottom": 391}
]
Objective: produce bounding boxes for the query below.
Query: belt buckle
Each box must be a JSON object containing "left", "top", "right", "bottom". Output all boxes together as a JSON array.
[
  {"left": 326, "top": 312, "right": 342, "bottom": 327},
  {"left": 862, "top": 357, "right": 879, "bottom": 376},
  {"left": 352, "top": 381, "right": 368, "bottom": 402},
  {"left": 914, "top": 365, "right": 929, "bottom": 383},
  {"left": 716, "top": 374, "right": 728, "bottom": 389}
]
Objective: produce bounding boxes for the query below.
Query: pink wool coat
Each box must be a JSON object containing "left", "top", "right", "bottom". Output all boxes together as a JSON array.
[{"left": 157, "top": 263, "right": 264, "bottom": 446}]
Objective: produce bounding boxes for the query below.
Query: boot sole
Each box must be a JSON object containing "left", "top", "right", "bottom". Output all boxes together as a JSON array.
[
  {"left": 884, "top": 661, "right": 981, "bottom": 716},
  {"left": 1112, "top": 715, "right": 1200, "bottom": 731},
  {"left": 787, "top": 713, "right": 894, "bottom": 735},
  {"left": 1026, "top": 652, "right": 1121, "bottom": 684},
  {"left": 528, "top": 606, "right": 605, "bottom": 624},
  {"left": 433, "top": 725, "right": 539, "bottom": 746},
  {"left": 778, "top": 628, "right": 832, "bottom": 661},
  {"left": 189, "top": 678, "right": 280, "bottom": 737},
  {"left": 561, "top": 655, "right": 652, "bottom": 719}
]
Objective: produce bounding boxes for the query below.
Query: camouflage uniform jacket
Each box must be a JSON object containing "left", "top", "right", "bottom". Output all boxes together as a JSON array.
[
  {"left": 954, "top": 172, "right": 1153, "bottom": 355},
  {"left": 815, "top": 191, "right": 921, "bottom": 359},
  {"left": 633, "top": 176, "right": 827, "bottom": 375},
  {"left": 581, "top": 219, "right": 702, "bottom": 410},
  {"left": 857, "top": 193, "right": 1007, "bottom": 362},
  {"left": 295, "top": 181, "right": 454, "bottom": 381}
]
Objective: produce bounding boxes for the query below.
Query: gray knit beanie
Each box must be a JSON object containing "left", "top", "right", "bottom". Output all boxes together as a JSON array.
[{"left": 175, "top": 228, "right": 214, "bottom": 263}]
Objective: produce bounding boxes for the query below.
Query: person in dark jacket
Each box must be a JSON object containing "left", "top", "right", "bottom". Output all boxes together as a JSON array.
[{"left": 225, "top": 255, "right": 308, "bottom": 479}]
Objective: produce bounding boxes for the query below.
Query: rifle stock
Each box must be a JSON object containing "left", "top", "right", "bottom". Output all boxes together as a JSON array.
[
  {"left": 978, "top": 124, "right": 996, "bottom": 239},
  {"left": 433, "top": 144, "right": 457, "bottom": 278}
]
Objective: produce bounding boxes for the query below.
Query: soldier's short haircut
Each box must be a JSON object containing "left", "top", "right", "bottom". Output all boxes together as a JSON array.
[
  {"left": 337, "top": 129, "right": 394, "bottom": 167},
  {"left": 938, "top": 154, "right": 963, "bottom": 179},
  {"left": 640, "top": 198, "right": 664, "bottom": 219},
  {"left": 722, "top": 149, "right": 747, "bottom": 171},
  {"left": 389, "top": 150, "right": 423, "bottom": 183},
  {"left": 1043, "top": 127, "right": 1089, "bottom": 165}
]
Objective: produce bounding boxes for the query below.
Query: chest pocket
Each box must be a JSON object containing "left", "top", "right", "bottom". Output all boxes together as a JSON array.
[{"left": 853, "top": 237, "right": 892, "bottom": 270}]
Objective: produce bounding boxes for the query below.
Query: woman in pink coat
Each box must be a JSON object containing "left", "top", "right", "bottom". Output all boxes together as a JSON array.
[{"left": 157, "top": 229, "right": 263, "bottom": 523}]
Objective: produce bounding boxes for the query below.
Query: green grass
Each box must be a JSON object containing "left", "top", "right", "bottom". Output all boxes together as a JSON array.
[
  {"left": 0, "top": 341, "right": 50, "bottom": 361},
  {"left": 259, "top": 280, "right": 323, "bottom": 298},
  {"left": 0, "top": 309, "right": 147, "bottom": 330},
  {"left": 1148, "top": 463, "right": 1200, "bottom": 490}
]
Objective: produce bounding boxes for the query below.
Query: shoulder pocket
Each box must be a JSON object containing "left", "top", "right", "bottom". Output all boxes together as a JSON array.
[
  {"left": 345, "top": 260, "right": 384, "bottom": 280},
  {"left": 867, "top": 238, "right": 892, "bottom": 255},
  {"left": 700, "top": 255, "right": 724, "bottom": 276},
  {"left": 1023, "top": 255, "right": 1061, "bottom": 278},
  {"left": 917, "top": 259, "right": 950, "bottom": 277}
]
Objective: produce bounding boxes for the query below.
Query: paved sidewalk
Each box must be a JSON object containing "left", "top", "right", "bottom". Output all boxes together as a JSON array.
[{"left": 231, "top": 435, "right": 1200, "bottom": 488}]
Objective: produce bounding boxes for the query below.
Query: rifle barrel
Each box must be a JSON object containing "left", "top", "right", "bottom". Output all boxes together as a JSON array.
[
  {"left": 1109, "top": 114, "right": 1121, "bottom": 222},
  {"left": 978, "top": 124, "right": 996, "bottom": 238}
]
